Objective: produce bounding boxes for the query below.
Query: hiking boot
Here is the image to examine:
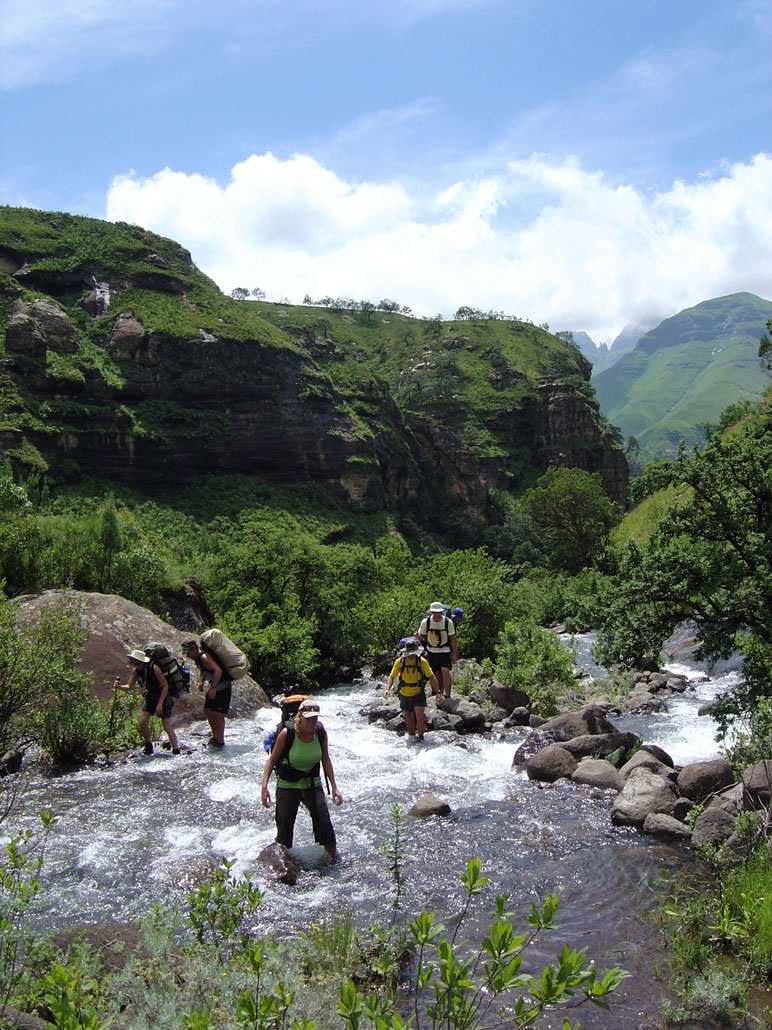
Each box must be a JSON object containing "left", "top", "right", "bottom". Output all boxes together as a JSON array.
[
  {"left": 172, "top": 747, "right": 181, "bottom": 755},
  {"left": 143, "top": 741, "right": 154, "bottom": 755},
  {"left": 208, "top": 739, "right": 224, "bottom": 749}
]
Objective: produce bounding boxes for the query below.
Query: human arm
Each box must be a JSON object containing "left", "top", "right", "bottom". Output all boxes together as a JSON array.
[
  {"left": 261, "top": 728, "right": 287, "bottom": 808},
  {"left": 198, "top": 652, "right": 221, "bottom": 695},
  {"left": 422, "top": 658, "right": 443, "bottom": 704},
  {"left": 384, "top": 658, "right": 401, "bottom": 697},
  {"left": 113, "top": 667, "right": 139, "bottom": 692},
  {"left": 320, "top": 730, "right": 342, "bottom": 807}
]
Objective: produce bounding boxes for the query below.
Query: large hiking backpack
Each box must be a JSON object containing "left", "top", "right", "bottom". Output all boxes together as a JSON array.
[
  {"left": 200, "top": 628, "right": 250, "bottom": 680},
  {"left": 143, "top": 642, "right": 189, "bottom": 697},
  {"left": 423, "top": 614, "right": 451, "bottom": 648},
  {"left": 262, "top": 694, "right": 309, "bottom": 754},
  {"left": 394, "top": 651, "right": 429, "bottom": 696}
]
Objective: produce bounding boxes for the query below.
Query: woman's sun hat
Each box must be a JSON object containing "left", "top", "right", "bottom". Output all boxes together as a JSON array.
[
  {"left": 298, "top": 699, "right": 320, "bottom": 718},
  {"left": 127, "top": 649, "right": 150, "bottom": 663}
]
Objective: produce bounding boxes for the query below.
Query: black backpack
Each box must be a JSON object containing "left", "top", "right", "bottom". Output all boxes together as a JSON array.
[
  {"left": 143, "top": 643, "right": 189, "bottom": 698},
  {"left": 275, "top": 721, "right": 328, "bottom": 783}
]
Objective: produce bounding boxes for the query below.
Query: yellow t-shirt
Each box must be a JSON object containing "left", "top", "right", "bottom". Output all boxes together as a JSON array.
[{"left": 390, "top": 654, "right": 433, "bottom": 697}]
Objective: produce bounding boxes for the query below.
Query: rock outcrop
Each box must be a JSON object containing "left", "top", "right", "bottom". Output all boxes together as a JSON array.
[
  {"left": 12, "top": 589, "right": 270, "bottom": 726},
  {"left": 1, "top": 208, "right": 627, "bottom": 516}
]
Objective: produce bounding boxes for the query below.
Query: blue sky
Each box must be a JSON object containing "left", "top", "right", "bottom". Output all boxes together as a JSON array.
[{"left": 2, "top": 0, "right": 772, "bottom": 343}]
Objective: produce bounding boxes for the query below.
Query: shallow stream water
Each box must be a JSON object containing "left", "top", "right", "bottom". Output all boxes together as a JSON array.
[{"left": 6, "top": 636, "right": 740, "bottom": 1028}]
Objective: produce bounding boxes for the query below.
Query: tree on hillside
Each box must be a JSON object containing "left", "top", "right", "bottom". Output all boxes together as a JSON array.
[
  {"left": 759, "top": 318, "right": 772, "bottom": 371},
  {"left": 230, "top": 287, "right": 249, "bottom": 301},
  {"left": 595, "top": 402, "right": 772, "bottom": 731},
  {"left": 517, "top": 468, "right": 623, "bottom": 575},
  {"left": 251, "top": 287, "right": 266, "bottom": 300}
]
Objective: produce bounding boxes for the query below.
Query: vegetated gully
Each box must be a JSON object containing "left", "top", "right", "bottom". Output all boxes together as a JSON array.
[{"left": 9, "top": 636, "right": 738, "bottom": 1028}]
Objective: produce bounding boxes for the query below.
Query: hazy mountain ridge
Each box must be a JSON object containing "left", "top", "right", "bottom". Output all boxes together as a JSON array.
[{"left": 593, "top": 292, "right": 772, "bottom": 457}]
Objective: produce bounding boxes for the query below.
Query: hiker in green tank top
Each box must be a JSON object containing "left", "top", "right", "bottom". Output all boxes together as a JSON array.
[{"left": 261, "top": 698, "right": 342, "bottom": 858}]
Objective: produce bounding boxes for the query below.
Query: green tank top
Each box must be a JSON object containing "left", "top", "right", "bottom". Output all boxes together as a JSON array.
[{"left": 277, "top": 733, "right": 322, "bottom": 789}]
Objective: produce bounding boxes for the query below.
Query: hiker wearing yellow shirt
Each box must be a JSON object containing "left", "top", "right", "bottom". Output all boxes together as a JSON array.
[{"left": 384, "top": 638, "right": 441, "bottom": 740}]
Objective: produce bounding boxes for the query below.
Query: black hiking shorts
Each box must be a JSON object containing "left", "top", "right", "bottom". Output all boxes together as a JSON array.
[
  {"left": 204, "top": 682, "right": 231, "bottom": 715},
  {"left": 399, "top": 689, "right": 427, "bottom": 712}
]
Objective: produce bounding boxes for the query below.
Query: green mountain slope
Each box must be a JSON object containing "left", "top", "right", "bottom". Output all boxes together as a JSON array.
[{"left": 593, "top": 292, "right": 772, "bottom": 456}]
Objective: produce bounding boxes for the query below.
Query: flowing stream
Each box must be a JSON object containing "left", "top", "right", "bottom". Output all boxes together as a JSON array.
[{"left": 6, "top": 637, "right": 740, "bottom": 1029}]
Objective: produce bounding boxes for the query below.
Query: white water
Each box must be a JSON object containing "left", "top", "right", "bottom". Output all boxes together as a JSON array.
[{"left": 5, "top": 649, "right": 736, "bottom": 1028}]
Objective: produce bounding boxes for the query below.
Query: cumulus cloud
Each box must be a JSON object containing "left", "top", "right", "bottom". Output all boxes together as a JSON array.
[{"left": 106, "top": 151, "right": 772, "bottom": 343}]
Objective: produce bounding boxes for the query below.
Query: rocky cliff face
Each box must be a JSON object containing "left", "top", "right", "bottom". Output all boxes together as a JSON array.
[{"left": 0, "top": 208, "right": 627, "bottom": 515}]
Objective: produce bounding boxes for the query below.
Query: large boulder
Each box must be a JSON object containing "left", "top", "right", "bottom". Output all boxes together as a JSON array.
[
  {"left": 560, "top": 731, "right": 638, "bottom": 762},
  {"left": 12, "top": 590, "right": 270, "bottom": 726},
  {"left": 611, "top": 767, "right": 679, "bottom": 827},
  {"left": 691, "top": 807, "right": 736, "bottom": 848},
  {"left": 639, "top": 743, "right": 674, "bottom": 768},
  {"left": 525, "top": 745, "right": 577, "bottom": 783},
  {"left": 441, "top": 695, "right": 487, "bottom": 732},
  {"left": 570, "top": 758, "right": 624, "bottom": 792},
  {"left": 4, "top": 299, "right": 47, "bottom": 367},
  {"left": 537, "top": 705, "right": 618, "bottom": 740},
  {"left": 488, "top": 683, "right": 530, "bottom": 712},
  {"left": 30, "top": 297, "right": 79, "bottom": 354},
  {"left": 619, "top": 750, "right": 677, "bottom": 781},
  {"left": 742, "top": 760, "right": 772, "bottom": 809},
  {"left": 705, "top": 783, "right": 744, "bottom": 817},
  {"left": 257, "top": 843, "right": 300, "bottom": 885},
  {"left": 676, "top": 758, "right": 734, "bottom": 802},
  {"left": 642, "top": 813, "right": 692, "bottom": 843}
]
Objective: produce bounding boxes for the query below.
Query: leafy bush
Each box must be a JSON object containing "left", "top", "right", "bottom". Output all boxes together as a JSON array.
[
  {"left": 28, "top": 684, "right": 104, "bottom": 764},
  {"left": 495, "top": 623, "right": 576, "bottom": 712}
]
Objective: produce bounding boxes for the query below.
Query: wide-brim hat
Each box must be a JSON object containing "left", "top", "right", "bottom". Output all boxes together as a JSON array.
[
  {"left": 429, "top": 601, "right": 446, "bottom": 613},
  {"left": 127, "top": 648, "right": 150, "bottom": 663}
]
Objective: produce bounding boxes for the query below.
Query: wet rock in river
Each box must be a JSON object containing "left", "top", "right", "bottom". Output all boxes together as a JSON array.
[
  {"left": 611, "top": 767, "right": 679, "bottom": 827},
  {"left": 257, "top": 842, "right": 300, "bottom": 885},
  {"left": 525, "top": 745, "right": 577, "bottom": 783},
  {"left": 619, "top": 750, "right": 678, "bottom": 782},
  {"left": 409, "top": 794, "right": 451, "bottom": 818},
  {"left": 571, "top": 757, "right": 624, "bottom": 792},
  {"left": 642, "top": 813, "right": 692, "bottom": 843},
  {"left": 677, "top": 757, "right": 734, "bottom": 801}
]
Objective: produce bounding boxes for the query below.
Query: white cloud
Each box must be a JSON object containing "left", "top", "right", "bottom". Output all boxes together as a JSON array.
[{"left": 106, "top": 151, "right": 772, "bottom": 342}]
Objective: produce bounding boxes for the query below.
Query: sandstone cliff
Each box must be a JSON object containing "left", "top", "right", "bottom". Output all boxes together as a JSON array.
[{"left": 0, "top": 207, "right": 627, "bottom": 513}]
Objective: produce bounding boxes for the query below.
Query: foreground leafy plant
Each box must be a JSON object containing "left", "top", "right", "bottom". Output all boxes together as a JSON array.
[
  {"left": 0, "top": 809, "right": 53, "bottom": 1015},
  {"left": 338, "top": 858, "right": 628, "bottom": 1030}
]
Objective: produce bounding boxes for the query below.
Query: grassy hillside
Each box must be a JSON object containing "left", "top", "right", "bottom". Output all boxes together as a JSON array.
[{"left": 593, "top": 293, "right": 772, "bottom": 457}]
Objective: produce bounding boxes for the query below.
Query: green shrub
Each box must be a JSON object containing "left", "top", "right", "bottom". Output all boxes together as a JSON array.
[
  {"left": 29, "top": 684, "right": 104, "bottom": 764},
  {"left": 495, "top": 623, "right": 576, "bottom": 713}
]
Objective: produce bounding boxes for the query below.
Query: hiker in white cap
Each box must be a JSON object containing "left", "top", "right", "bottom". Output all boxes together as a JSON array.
[
  {"left": 114, "top": 649, "right": 180, "bottom": 756},
  {"left": 261, "top": 698, "right": 342, "bottom": 858}
]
